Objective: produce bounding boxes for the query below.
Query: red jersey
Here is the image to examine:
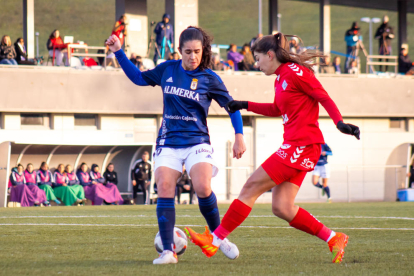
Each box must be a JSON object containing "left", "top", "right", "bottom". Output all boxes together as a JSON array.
[
  {"left": 112, "top": 20, "right": 126, "bottom": 45},
  {"left": 248, "top": 62, "right": 343, "bottom": 146}
]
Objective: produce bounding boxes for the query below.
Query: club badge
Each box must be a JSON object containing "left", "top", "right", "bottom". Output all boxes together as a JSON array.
[{"left": 190, "top": 79, "right": 198, "bottom": 90}]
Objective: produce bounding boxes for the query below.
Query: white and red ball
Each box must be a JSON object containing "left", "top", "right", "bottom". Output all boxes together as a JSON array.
[{"left": 154, "top": 227, "right": 188, "bottom": 255}]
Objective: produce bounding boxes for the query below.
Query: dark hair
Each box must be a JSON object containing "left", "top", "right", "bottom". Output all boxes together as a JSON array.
[
  {"left": 26, "top": 163, "right": 33, "bottom": 167},
  {"left": 106, "top": 163, "right": 114, "bottom": 170},
  {"left": 252, "top": 33, "right": 325, "bottom": 73},
  {"left": 40, "top": 162, "right": 47, "bottom": 170},
  {"left": 179, "top": 26, "right": 212, "bottom": 70},
  {"left": 49, "top": 29, "right": 58, "bottom": 39},
  {"left": 15, "top": 37, "right": 23, "bottom": 44},
  {"left": 119, "top": 14, "right": 126, "bottom": 21},
  {"left": 142, "top": 151, "right": 149, "bottom": 155},
  {"left": 17, "top": 163, "right": 24, "bottom": 168}
]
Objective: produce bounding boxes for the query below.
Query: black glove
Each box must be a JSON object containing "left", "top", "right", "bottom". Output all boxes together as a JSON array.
[
  {"left": 225, "top": 101, "right": 248, "bottom": 113},
  {"left": 337, "top": 121, "right": 360, "bottom": 140}
]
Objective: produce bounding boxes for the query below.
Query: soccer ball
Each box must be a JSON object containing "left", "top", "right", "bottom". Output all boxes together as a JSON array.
[{"left": 154, "top": 227, "right": 188, "bottom": 255}]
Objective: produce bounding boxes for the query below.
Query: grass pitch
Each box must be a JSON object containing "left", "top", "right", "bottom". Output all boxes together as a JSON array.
[{"left": 0, "top": 202, "right": 413, "bottom": 275}]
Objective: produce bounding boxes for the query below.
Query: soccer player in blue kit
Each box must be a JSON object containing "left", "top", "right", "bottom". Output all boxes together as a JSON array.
[
  {"left": 106, "top": 26, "right": 246, "bottom": 264},
  {"left": 312, "top": 143, "right": 332, "bottom": 202}
]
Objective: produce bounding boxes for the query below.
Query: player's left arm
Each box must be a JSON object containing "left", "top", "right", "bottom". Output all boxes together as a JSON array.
[
  {"left": 293, "top": 69, "right": 360, "bottom": 140},
  {"left": 208, "top": 74, "right": 246, "bottom": 159}
]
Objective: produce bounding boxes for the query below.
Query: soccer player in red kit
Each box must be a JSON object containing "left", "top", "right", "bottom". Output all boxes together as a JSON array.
[{"left": 185, "top": 33, "right": 360, "bottom": 264}]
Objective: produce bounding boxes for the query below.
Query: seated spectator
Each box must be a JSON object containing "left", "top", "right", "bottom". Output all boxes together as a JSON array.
[
  {"left": 332, "top": 56, "right": 342, "bottom": 74},
  {"left": 14, "top": 38, "right": 36, "bottom": 65},
  {"left": 348, "top": 60, "right": 358, "bottom": 74},
  {"left": 176, "top": 167, "right": 194, "bottom": 204},
  {"left": 129, "top": 53, "right": 144, "bottom": 70},
  {"left": 289, "top": 37, "right": 301, "bottom": 54},
  {"left": 10, "top": 164, "right": 48, "bottom": 207},
  {"left": 77, "top": 163, "right": 123, "bottom": 205},
  {"left": 238, "top": 44, "right": 256, "bottom": 71},
  {"left": 398, "top": 44, "right": 414, "bottom": 75},
  {"left": 172, "top": 52, "right": 180, "bottom": 60},
  {"left": 0, "top": 35, "right": 17, "bottom": 65},
  {"left": 104, "top": 163, "right": 118, "bottom": 186},
  {"left": 227, "top": 44, "right": 244, "bottom": 71},
  {"left": 319, "top": 56, "right": 335, "bottom": 74},
  {"left": 97, "top": 41, "right": 118, "bottom": 67},
  {"left": 47, "top": 29, "right": 69, "bottom": 66},
  {"left": 53, "top": 164, "right": 85, "bottom": 206},
  {"left": 37, "top": 162, "right": 61, "bottom": 205},
  {"left": 211, "top": 54, "right": 224, "bottom": 71}
]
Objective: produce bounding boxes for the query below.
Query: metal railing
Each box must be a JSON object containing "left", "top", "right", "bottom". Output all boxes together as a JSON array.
[{"left": 366, "top": 55, "right": 398, "bottom": 75}]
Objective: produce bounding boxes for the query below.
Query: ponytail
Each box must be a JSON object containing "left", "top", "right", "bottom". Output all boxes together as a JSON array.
[{"left": 251, "top": 32, "right": 325, "bottom": 73}]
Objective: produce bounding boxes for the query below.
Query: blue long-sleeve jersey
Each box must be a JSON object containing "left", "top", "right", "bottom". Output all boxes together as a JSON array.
[
  {"left": 317, "top": 143, "right": 332, "bottom": 166},
  {"left": 115, "top": 49, "right": 243, "bottom": 149}
]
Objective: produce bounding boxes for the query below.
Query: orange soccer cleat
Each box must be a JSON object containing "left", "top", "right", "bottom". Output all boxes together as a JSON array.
[
  {"left": 328, "top": 232, "right": 349, "bottom": 263},
  {"left": 185, "top": 226, "right": 219, "bottom": 258}
]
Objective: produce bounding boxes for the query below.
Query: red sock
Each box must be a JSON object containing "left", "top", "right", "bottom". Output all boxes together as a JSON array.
[
  {"left": 289, "top": 207, "right": 332, "bottom": 242},
  {"left": 213, "top": 199, "right": 252, "bottom": 240}
]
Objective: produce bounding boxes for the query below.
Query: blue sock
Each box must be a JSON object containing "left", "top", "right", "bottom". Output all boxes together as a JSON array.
[
  {"left": 314, "top": 183, "right": 323, "bottom": 189},
  {"left": 156, "top": 198, "right": 175, "bottom": 252},
  {"left": 198, "top": 192, "right": 220, "bottom": 232},
  {"left": 323, "top": 186, "right": 331, "bottom": 198}
]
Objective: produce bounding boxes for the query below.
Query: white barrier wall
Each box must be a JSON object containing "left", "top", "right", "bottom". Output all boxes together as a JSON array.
[{"left": 255, "top": 117, "right": 414, "bottom": 202}]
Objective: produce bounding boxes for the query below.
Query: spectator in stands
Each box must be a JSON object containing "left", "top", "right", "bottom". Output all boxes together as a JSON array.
[
  {"left": 238, "top": 44, "right": 256, "bottom": 71},
  {"left": 348, "top": 60, "right": 358, "bottom": 74},
  {"left": 176, "top": 167, "right": 194, "bottom": 204},
  {"left": 98, "top": 41, "right": 118, "bottom": 68},
  {"left": 398, "top": 44, "right": 414, "bottom": 75},
  {"left": 227, "top": 44, "right": 244, "bottom": 71},
  {"left": 172, "top": 52, "right": 180, "bottom": 60},
  {"left": 13, "top": 38, "right": 36, "bottom": 65},
  {"left": 333, "top": 56, "right": 342, "bottom": 74},
  {"left": 0, "top": 35, "right": 17, "bottom": 65},
  {"left": 104, "top": 163, "right": 118, "bottom": 186},
  {"left": 375, "top": 15, "right": 394, "bottom": 72},
  {"left": 407, "top": 159, "right": 414, "bottom": 188},
  {"left": 65, "top": 164, "right": 79, "bottom": 184},
  {"left": 211, "top": 54, "right": 224, "bottom": 71},
  {"left": 112, "top": 14, "right": 128, "bottom": 47},
  {"left": 153, "top": 13, "right": 174, "bottom": 65},
  {"left": 319, "top": 56, "right": 335, "bottom": 74},
  {"left": 78, "top": 163, "right": 123, "bottom": 205},
  {"left": 344, "top": 22, "right": 361, "bottom": 73},
  {"left": 53, "top": 164, "right": 85, "bottom": 206},
  {"left": 10, "top": 164, "right": 48, "bottom": 207},
  {"left": 131, "top": 151, "right": 152, "bottom": 204},
  {"left": 47, "top": 29, "right": 69, "bottom": 66},
  {"left": 289, "top": 37, "right": 301, "bottom": 54},
  {"left": 250, "top": 33, "right": 263, "bottom": 48}
]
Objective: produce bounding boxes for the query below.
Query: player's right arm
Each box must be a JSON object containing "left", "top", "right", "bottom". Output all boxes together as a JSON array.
[{"left": 106, "top": 34, "right": 149, "bottom": 86}]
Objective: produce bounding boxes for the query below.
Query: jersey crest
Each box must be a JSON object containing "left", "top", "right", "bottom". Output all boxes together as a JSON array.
[{"left": 190, "top": 78, "right": 198, "bottom": 90}]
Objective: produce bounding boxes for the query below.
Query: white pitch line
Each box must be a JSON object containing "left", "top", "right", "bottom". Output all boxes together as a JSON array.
[
  {"left": 1, "top": 215, "right": 414, "bottom": 221},
  {"left": 0, "top": 223, "right": 413, "bottom": 231}
]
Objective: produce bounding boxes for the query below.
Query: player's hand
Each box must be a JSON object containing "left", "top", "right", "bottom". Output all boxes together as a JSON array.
[
  {"left": 225, "top": 101, "right": 248, "bottom": 113},
  {"left": 105, "top": 34, "right": 122, "bottom": 53},
  {"left": 132, "top": 180, "right": 137, "bottom": 186},
  {"left": 321, "top": 151, "right": 326, "bottom": 156},
  {"left": 233, "top": 133, "right": 246, "bottom": 159},
  {"left": 337, "top": 121, "right": 360, "bottom": 140}
]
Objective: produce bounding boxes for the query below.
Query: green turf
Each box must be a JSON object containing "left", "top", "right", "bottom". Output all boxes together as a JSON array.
[{"left": 0, "top": 202, "right": 413, "bottom": 275}]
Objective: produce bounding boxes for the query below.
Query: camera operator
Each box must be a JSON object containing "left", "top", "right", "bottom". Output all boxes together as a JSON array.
[
  {"left": 112, "top": 14, "right": 128, "bottom": 47},
  {"left": 344, "top": 22, "right": 360, "bottom": 73},
  {"left": 153, "top": 13, "right": 174, "bottom": 64}
]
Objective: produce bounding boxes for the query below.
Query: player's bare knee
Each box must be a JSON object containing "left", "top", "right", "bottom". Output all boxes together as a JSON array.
[{"left": 271, "top": 203, "right": 292, "bottom": 220}]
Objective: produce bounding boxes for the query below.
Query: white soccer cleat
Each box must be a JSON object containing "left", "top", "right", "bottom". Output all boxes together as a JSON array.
[
  {"left": 153, "top": 250, "right": 178, "bottom": 265},
  {"left": 219, "top": 238, "right": 239, "bottom": 260}
]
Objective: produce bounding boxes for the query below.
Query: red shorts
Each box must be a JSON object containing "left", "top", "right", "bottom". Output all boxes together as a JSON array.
[{"left": 261, "top": 143, "right": 321, "bottom": 187}]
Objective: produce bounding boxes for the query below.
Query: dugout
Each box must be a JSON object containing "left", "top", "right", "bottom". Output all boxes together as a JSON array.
[{"left": 0, "top": 142, "right": 155, "bottom": 208}]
